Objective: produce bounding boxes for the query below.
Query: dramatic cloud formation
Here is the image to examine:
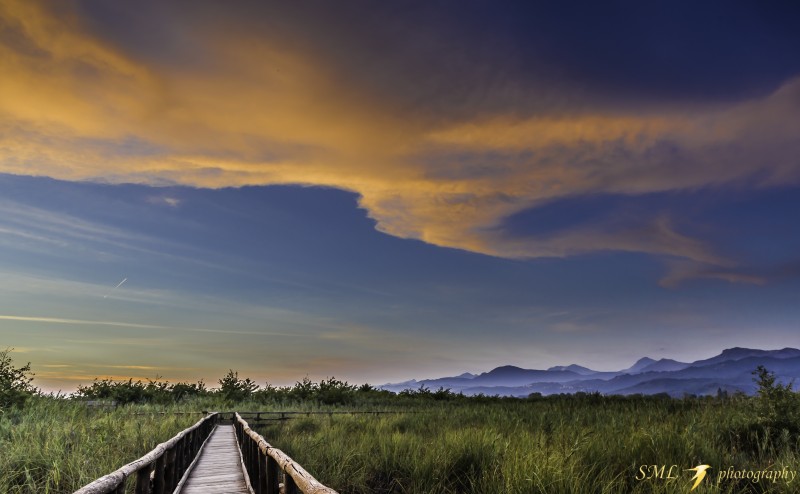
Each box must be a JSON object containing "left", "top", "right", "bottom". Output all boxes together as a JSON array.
[{"left": 2, "top": 0, "right": 800, "bottom": 288}]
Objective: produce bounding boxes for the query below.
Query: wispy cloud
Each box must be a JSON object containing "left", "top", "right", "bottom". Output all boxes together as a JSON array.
[
  {"left": 0, "top": 195, "right": 372, "bottom": 298},
  {"left": 0, "top": 314, "right": 185, "bottom": 330},
  {"left": 659, "top": 260, "right": 768, "bottom": 288},
  {"left": 0, "top": 314, "right": 295, "bottom": 337},
  {"left": 0, "top": 270, "right": 399, "bottom": 345},
  {"left": 146, "top": 195, "right": 181, "bottom": 207},
  {"left": 33, "top": 372, "right": 164, "bottom": 383},
  {"left": 0, "top": 199, "right": 177, "bottom": 262}
]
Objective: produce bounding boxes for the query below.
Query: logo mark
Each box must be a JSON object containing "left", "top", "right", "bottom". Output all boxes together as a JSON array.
[{"left": 686, "top": 465, "right": 711, "bottom": 491}]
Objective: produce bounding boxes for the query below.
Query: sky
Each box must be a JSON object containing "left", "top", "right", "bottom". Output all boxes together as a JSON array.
[{"left": 1, "top": 0, "right": 800, "bottom": 392}]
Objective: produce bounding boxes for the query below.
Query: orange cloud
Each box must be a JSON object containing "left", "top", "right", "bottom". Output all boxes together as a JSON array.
[{"left": 3, "top": 0, "right": 800, "bottom": 281}]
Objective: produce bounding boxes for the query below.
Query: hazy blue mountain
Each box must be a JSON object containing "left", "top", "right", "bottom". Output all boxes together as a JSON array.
[
  {"left": 470, "top": 366, "right": 584, "bottom": 386},
  {"left": 612, "top": 378, "right": 749, "bottom": 397},
  {"left": 547, "top": 364, "right": 597, "bottom": 375},
  {"left": 638, "top": 358, "right": 690, "bottom": 373},
  {"left": 380, "top": 347, "right": 800, "bottom": 397},
  {"left": 690, "top": 347, "right": 800, "bottom": 367},
  {"left": 620, "top": 357, "right": 657, "bottom": 374}
]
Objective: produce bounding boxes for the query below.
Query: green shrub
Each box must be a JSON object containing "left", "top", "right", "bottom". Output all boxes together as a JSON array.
[
  {"left": 75, "top": 377, "right": 209, "bottom": 405},
  {"left": 752, "top": 365, "right": 800, "bottom": 430},
  {"left": 0, "top": 348, "right": 37, "bottom": 410},
  {"left": 317, "top": 377, "right": 357, "bottom": 405}
]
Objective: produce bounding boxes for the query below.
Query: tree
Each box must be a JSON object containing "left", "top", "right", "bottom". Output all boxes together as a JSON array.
[
  {"left": 289, "top": 376, "right": 318, "bottom": 401},
  {"left": 317, "top": 377, "right": 356, "bottom": 405},
  {"left": 752, "top": 365, "right": 799, "bottom": 429},
  {"left": 218, "top": 370, "right": 259, "bottom": 402},
  {"left": 172, "top": 380, "right": 208, "bottom": 401},
  {"left": 0, "top": 348, "right": 37, "bottom": 409}
]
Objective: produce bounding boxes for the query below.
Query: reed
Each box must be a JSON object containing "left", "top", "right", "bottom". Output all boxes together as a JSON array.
[
  {"left": 0, "top": 397, "right": 197, "bottom": 494},
  {"left": 2, "top": 394, "right": 798, "bottom": 493},
  {"left": 253, "top": 397, "right": 800, "bottom": 493}
]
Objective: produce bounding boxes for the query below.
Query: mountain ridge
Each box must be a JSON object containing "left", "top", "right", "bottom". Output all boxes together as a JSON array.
[{"left": 380, "top": 347, "right": 800, "bottom": 397}]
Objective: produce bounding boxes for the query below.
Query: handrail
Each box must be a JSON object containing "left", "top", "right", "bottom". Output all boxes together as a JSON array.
[
  {"left": 234, "top": 412, "right": 339, "bottom": 494},
  {"left": 235, "top": 410, "right": 403, "bottom": 414},
  {"left": 73, "top": 412, "right": 219, "bottom": 494},
  {"left": 233, "top": 410, "right": 408, "bottom": 423}
]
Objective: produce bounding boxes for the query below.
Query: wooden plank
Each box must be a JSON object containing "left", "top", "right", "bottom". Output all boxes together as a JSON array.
[{"left": 177, "top": 425, "right": 252, "bottom": 494}]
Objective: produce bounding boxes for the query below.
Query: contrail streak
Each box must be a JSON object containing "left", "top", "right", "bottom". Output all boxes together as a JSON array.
[{"left": 103, "top": 277, "right": 127, "bottom": 298}]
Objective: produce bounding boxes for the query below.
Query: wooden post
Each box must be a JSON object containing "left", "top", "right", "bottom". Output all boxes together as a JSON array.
[
  {"left": 153, "top": 454, "right": 166, "bottom": 494},
  {"left": 178, "top": 436, "right": 189, "bottom": 482},
  {"left": 244, "top": 439, "right": 251, "bottom": 487},
  {"left": 266, "top": 456, "right": 279, "bottom": 494},
  {"left": 186, "top": 429, "right": 194, "bottom": 461},
  {"left": 164, "top": 447, "right": 176, "bottom": 492},
  {"left": 184, "top": 434, "right": 192, "bottom": 472},
  {"left": 135, "top": 466, "right": 151, "bottom": 494},
  {"left": 249, "top": 439, "right": 258, "bottom": 488},
  {"left": 257, "top": 450, "right": 267, "bottom": 494},
  {"left": 112, "top": 481, "right": 126, "bottom": 494},
  {"left": 243, "top": 437, "right": 250, "bottom": 485},
  {"left": 284, "top": 472, "right": 299, "bottom": 494},
  {"left": 175, "top": 437, "right": 185, "bottom": 479},
  {"left": 181, "top": 434, "right": 190, "bottom": 472}
]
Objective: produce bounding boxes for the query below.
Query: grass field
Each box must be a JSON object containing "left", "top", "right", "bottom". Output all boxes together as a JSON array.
[
  {"left": 253, "top": 396, "right": 800, "bottom": 493},
  {"left": 0, "top": 398, "right": 199, "bottom": 494},
  {"left": 1, "top": 392, "right": 799, "bottom": 493}
]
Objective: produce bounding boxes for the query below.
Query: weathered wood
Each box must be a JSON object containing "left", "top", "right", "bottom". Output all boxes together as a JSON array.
[
  {"left": 284, "top": 473, "right": 299, "bottom": 494},
  {"left": 153, "top": 454, "right": 166, "bottom": 494},
  {"left": 175, "top": 437, "right": 185, "bottom": 479},
  {"left": 266, "top": 455, "right": 279, "bottom": 494},
  {"left": 177, "top": 425, "right": 250, "bottom": 494},
  {"left": 249, "top": 438, "right": 258, "bottom": 489},
  {"left": 235, "top": 413, "right": 339, "bottom": 494},
  {"left": 76, "top": 410, "right": 345, "bottom": 494},
  {"left": 257, "top": 450, "right": 268, "bottom": 494},
  {"left": 244, "top": 438, "right": 252, "bottom": 487},
  {"left": 135, "top": 466, "right": 151, "bottom": 494},
  {"left": 164, "top": 445, "right": 177, "bottom": 492},
  {"left": 73, "top": 413, "right": 217, "bottom": 494}
]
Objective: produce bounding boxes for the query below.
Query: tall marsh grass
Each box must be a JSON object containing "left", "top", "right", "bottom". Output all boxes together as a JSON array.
[
  {"left": 0, "top": 397, "right": 198, "bottom": 493},
  {"left": 255, "top": 398, "right": 800, "bottom": 493},
  {"left": 2, "top": 395, "right": 799, "bottom": 493}
]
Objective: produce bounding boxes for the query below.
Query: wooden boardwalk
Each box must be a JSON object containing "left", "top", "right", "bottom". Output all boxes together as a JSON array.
[
  {"left": 177, "top": 425, "right": 252, "bottom": 494},
  {"left": 73, "top": 412, "right": 338, "bottom": 494}
]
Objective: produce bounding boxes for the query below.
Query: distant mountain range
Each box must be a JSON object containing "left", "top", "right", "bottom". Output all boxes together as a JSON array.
[{"left": 380, "top": 347, "right": 800, "bottom": 397}]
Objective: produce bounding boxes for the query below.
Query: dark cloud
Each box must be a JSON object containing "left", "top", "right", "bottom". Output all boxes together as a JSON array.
[{"left": 74, "top": 0, "right": 800, "bottom": 118}]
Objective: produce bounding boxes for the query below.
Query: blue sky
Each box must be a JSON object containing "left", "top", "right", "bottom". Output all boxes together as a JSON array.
[{"left": 1, "top": 1, "right": 800, "bottom": 391}]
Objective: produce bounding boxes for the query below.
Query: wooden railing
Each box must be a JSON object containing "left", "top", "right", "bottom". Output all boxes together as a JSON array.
[
  {"left": 234, "top": 412, "right": 339, "bottom": 494},
  {"left": 73, "top": 412, "right": 219, "bottom": 494},
  {"left": 236, "top": 409, "right": 403, "bottom": 423}
]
